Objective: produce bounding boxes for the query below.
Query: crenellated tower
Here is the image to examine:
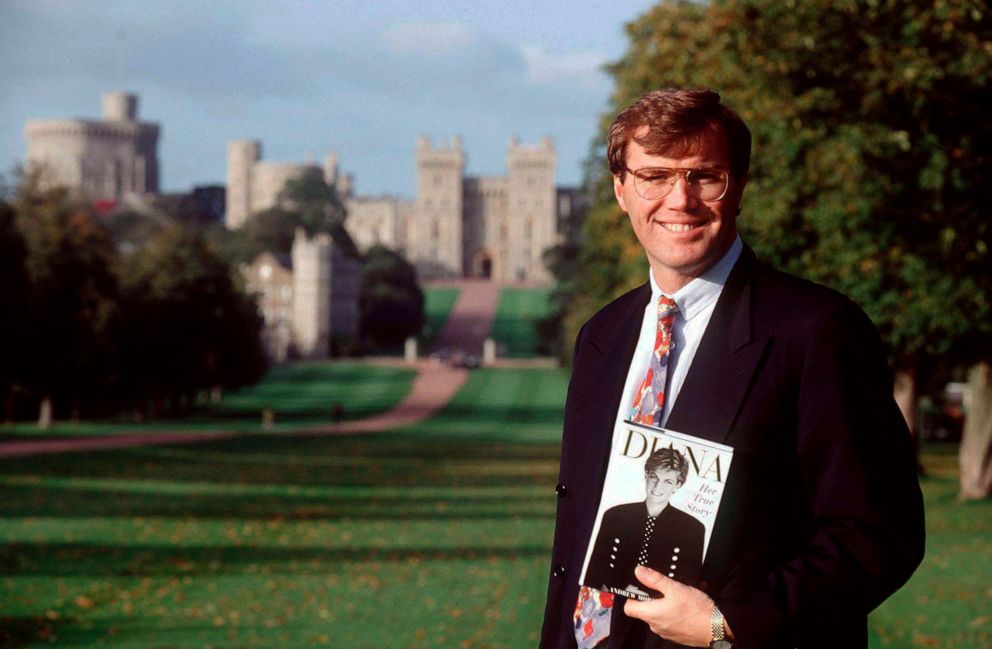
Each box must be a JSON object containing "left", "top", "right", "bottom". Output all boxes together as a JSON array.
[{"left": 412, "top": 135, "right": 465, "bottom": 278}]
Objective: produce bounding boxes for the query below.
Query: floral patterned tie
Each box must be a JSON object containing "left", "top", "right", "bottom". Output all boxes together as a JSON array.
[{"left": 573, "top": 295, "right": 678, "bottom": 649}]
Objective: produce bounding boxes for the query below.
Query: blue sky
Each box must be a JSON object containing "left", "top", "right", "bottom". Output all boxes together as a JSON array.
[{"left": 0, "top": 0, "right": 658, "bottom": 197}]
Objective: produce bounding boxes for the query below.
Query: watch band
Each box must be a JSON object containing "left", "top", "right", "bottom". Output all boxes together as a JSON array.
[
  {"left": 709, "top": 604, "right": 733, "bottom": 649},
  {"left": 710, "top": 605, "right": 725, "bottom": 642}
]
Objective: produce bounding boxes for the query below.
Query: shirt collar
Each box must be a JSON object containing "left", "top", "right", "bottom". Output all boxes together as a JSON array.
[{"left": 648, "top": 236, "right": 743, "bottom": 321}]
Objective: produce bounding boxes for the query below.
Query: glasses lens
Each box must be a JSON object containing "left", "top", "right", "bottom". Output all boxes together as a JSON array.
[
  {"left": 633, "top": 169, "right": 678, "bottom": 200},
  {"left": 631, "top": 168, "right": 729, "bottom": 201},
  {"left": 687, "top": 170, "right": 728, "bottom": 201}
]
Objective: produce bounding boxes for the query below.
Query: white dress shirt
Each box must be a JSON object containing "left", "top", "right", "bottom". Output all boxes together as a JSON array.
[{"left": 613, "top": 236, "right": 743, "bottom": 432}]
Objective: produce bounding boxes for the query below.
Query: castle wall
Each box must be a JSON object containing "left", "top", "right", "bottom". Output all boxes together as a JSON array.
[{"left": 346, "top": 196, "right": 411, "bottom": 254}]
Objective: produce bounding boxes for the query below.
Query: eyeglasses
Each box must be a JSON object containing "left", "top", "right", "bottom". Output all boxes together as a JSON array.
[{"left": 625, "top": 167, "right": 730, "bottom": 202}]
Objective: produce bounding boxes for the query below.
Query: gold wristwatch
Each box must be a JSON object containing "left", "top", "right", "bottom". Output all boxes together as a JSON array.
[{"left": 710, "top": 605, "right": 732, "bottom": 649}]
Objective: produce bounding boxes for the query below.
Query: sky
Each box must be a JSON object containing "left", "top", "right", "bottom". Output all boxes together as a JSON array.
[{"left": 0, "top": 0, "right": 659, "bottom": 198}]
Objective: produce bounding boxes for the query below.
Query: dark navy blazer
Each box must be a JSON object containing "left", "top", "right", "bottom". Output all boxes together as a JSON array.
[{"left": 539, "top": 246, "right": 925, "bottom": 649}]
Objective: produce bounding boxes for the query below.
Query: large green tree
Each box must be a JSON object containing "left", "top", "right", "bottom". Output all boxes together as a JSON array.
[
  {"left": 566, "top": 0, "right": 991, "bottom": 496},
  {"left": 360, "top": 245, "right": 425, "bottom": 349},
  {"left": 117, "top": 225, "right": 266, "bottom": 416},
  {"left": 227, "top": 175, "right": 358, "bottom": 264},
  {"left": 0, "top": 199, "right": 29, "bottom": 421},
  {"left": 14, "top": 173, "right": 120, "bottom": 424}
]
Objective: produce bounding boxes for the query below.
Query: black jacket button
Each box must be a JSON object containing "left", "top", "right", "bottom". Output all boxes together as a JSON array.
[
  {"left": 555, "top": 483, "right": 567, "bottom": 497},
  {"left": 553, "top": 565, "right": 567, "bottom": 578}
]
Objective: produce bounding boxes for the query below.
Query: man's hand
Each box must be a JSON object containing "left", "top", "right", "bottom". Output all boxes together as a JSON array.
[{"left": 623, "top": 566, "right": 715, "bottom": 647}]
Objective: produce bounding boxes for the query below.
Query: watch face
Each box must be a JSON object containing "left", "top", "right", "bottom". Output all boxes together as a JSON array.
[{"left": 709, "top": 641, "right": 732, "bottom": 649}]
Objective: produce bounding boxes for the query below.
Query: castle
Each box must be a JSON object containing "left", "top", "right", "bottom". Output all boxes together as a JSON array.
[
  {"left": 226, "top": 135, "right": 585, "bottom": 284},
  {"left": 241, "top": 229, "right": 361, "bottom": 361},
  {"left": 25, "top": 92, "right": 160, "bottom": 201},
  {"left": 21, "top": 92, "right": 586, "bottom": 362}
]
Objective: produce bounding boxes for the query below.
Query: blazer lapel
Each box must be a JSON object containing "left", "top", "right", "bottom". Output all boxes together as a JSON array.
[
  {"left": 666, "top": 247, "right": 769, "bottom": 444},
  {"left": 576, "top": 283, "right": 652, "bottom": 474}
]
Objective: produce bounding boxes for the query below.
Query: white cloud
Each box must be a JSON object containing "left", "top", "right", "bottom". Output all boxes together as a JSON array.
[
  {"left": 383, "top": 22, "right": 474, "bottom": 55},
  {"left": 521, "top": 45, "right": 607, "bottom": 88}
]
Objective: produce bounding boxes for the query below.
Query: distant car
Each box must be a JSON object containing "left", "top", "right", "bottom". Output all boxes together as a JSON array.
[{"left": 447, "top": 350, "right": 480, "bottom": 369}]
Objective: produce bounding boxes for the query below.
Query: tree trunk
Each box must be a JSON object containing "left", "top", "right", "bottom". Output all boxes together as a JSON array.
[
  {"left": 959, "top": 361, "right": 992, "bottom": 500},
  {"left": 37, "top": 395, "right": 53, "bottom": 429},
  {"left": 893, "top": 366, "right": 917, "bottom": 435}
]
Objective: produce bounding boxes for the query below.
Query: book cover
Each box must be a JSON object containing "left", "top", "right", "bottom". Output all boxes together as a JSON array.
[{"left": 579, "top": 420, "right": 734, "bottom": 601}]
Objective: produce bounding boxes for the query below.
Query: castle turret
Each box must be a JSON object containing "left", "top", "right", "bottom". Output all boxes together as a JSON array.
[
  {"left": 101, "top": 92, "right": 138, "bottom": 121},
  {"left": 506, "top": 136, "right": 557, "bottom": 282},
  {"left": 226, "top": 140, "right": 261, "bottom": 229},
  {"left": 413, "top": 136, "right": 465, "bottom": 278}
]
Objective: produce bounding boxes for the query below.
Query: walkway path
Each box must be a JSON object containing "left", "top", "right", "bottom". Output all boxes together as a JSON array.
[{"left": 0, "top": 280, "right": 503, "bottom": 459}]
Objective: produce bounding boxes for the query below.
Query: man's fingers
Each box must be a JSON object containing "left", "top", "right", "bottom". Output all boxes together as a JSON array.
[{"left": 634, "top": 564, "right": 675, "bottom": 590}]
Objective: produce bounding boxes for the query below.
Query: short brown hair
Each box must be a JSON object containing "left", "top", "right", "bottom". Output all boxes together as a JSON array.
[
  {"left": 644, "top": 447, "right": 689, "bottom": 486},
  {"left": 607, "top": 88, "right": 751, "bottom": 180}
]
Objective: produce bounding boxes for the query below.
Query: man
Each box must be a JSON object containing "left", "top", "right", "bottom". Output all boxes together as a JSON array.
[
  {"left": 583, "top": 448, "right": 705, "bottom": 598},
  {"left": 539, "top": 89, "right": 925, "bottom": 649}
]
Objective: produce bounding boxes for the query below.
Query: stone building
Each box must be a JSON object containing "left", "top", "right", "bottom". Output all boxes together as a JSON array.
[
  {"left": 225, "top": 136, "right": 585, "bottom": 285},
  {"left": 25, "top": 92, "right": 159, "bottom": 201},
  {"left": 242, "top": 229, "right": 361, "bottom": 362},
  {"left": 409, "top": 135, "right": 559, "bottom": 283}
]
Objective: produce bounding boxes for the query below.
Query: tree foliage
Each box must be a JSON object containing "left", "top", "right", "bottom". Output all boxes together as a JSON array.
[
  {"left": 116, "top": 225, "right": 267, "bottom": 414},
  {"left": 0, "top": 198, "right": 29, "bottom": 410},
  {"left": 566, "top": 0, "right": 991, "bottom": 364},
  {"left": 562, "top": 0, "right": 991, "bottom": 495},
  {"left": 360, "top": 245, "right": 425, "bottom": 348},
  {"left": 14, "top": 172, "right": 120, "bottom": 417},
  {"left": 2, "top": 172, "right": 269, "bottom": 422},
  {"left": 227, "top": 175, "right": 359, "bottom": 264}
]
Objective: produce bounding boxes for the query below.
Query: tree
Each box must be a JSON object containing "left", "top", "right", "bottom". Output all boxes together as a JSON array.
[
  {"left": 0, "top": 199, "right": 29, "bottom": 421},
  {"left": 227, "top": 175, "right": 359, "bottom": 265},
  {"left": 14, "top": 171, "right": 121, "bottom": 425},
  {"left": 566, "top": 0, "right": 991, "bottom": 495},
  {"left": 117, "top": 225, "right": 266, "bottom": 416},
  {"left": 360, "top": 245, "right": 425, "bottom": 348}
]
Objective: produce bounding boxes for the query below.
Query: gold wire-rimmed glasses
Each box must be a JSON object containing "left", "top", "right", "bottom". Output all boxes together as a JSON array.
[{"left": 625, "top": 167, "right": 730, "bottom": 202}]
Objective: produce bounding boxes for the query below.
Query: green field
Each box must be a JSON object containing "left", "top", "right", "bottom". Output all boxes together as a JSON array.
[
  {"left": 396, "top": 368, "right": 569, "bottom": 441},
  {"left": 0, "top": 362, "right": 416, "bottom": 439},
  {"left": 489, "top": 287, "right": 552, "bottom": 358},
  {"left": 0, "top": 364, "right": 989, "bottom": 648}
]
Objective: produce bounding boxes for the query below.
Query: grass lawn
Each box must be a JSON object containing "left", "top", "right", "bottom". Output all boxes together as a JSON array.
[
  {"left": 421, "top": 286, "right": 460, "bottom": 350},
  {"left": 868, "top": 443, "right": 992, "bottom": 648},
  {"left": 489, "top": 287, "right": 552, "bottom": 358},
  {"left": 0, "top": 361, "right": 988, "bottom": 649},
  {"left": 396, "top": 368, "right": 569, "bottom": 442},
  {"left": 0, "top": 361, "right": 416, "bottom": 439}
]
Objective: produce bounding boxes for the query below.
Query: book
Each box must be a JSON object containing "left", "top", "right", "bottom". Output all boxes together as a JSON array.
[{"left": 579, "top": 420, "right": 734, "bottom": 601}]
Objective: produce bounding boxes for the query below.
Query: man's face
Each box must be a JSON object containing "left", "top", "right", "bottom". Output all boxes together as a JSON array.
[
  {"left": 614, "top": 128, "right": 747, "bottom": 293},
  {"left": 644, "top": 467, "right": 682, "bottom": 510}
]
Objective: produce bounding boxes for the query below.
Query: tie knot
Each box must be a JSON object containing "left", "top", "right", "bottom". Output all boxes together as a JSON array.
[{"left": 658, "top": 295, "right": 678, "bottom": 318}]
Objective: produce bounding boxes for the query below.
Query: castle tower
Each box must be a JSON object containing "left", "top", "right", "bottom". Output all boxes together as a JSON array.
[
  {"left": 226, "top": 140, "right": 261, "bottom": 229},
  {"left": 413, "top": 135, "right": 464, "bottom": 278},
  {"left": 506, "top": 136, "right": 556, "bottom": 282},
  {"left": 291, "top": 228, "right": 333, "bottom": 358},
  {"left": 101, "top": 92, "right": 138, "bottom": 121},
  {"left": 24, "top": 91, "right": 159, "bottom": 201}
]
